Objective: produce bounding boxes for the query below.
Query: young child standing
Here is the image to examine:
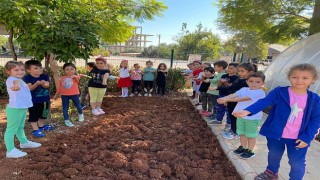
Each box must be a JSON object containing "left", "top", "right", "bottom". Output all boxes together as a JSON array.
[
  {"left": 156, "top": 63, "right": 168, "bottom": 97},
  {"left": 217, "top": 63, "right": 257, "bottom": 139},
  {"left": 88, "top": 57, "right": 110, "bottom": 115},
  {"left": 130, "top": 63, "right": 142, "bottom": 97},
  {"left": 191, "top": 60, "right": 203, "bottom": 103},
  {"left": 118, "top": 60, "right": 132, "bottom": 97},
  {"left": 199, "top": 66, "right": 215, "bottom": 116},
  {"left": 218, "top": 72, "right": 266, "bottom": 159},
  {"left": 4, "top": 61, "right": 41, "bottom": 158},
  {"left": 206, "top": 60, "right": 228, "bottom": 124},
  {"left": 233, "top": 64, "right": 320, "bottom": 180},
  {"left": 54, "top": 63, "right": 84, "bottom": 127},
  {"left": 80, "top": 62, "right": 96, "bottom": 109},
  {"left": 143, "top": 60, "right": 156, "bottom": 96},
  {"left": 23, "top": 60, "right": 54, "bottom": 138}
]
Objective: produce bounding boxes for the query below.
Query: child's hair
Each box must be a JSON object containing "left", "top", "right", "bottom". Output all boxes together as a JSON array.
[
  {"left": 157, "top": 63, "right": 167, "bottom": 70},
  {"left": 228, "top": 62, "right": 239, "bottom": 68},
  {"left": 25, "top": 59, "right": 42, "bottom": 69},
  {"left": 86, "top": 62, "right": 96, "bottom": 68},
  {"left": 5, "top": 61, "right": 24, "bottom": 71},
  {"left": 213, "top": 60, "right": 228, "bottom": 69},
  {"left": 238, "top": 62, "right": 257, "bottom": 72},
  {"left": 193, "top": 60, "right": 202, "bottom": 64},
  {"left": 204, "top": 67, "right": 214, "bottom": 74},
  {"left": 106, "top": 63, "right": 113, "bottom": 70},
  {"left": 146, "top": 60, "right": 153, "bottom": 65},
  {"left": 63, "top": 63, "right": 76, "bottom": 70},
  {"left": 287, "top": 63, "right": 318, "bottom": 79},
  {"left": 95, "top": 57, "right": 107, "bottom": 64},
  {"left": 134, "top": 63, "right": 140, "bottom": 67},
  {"left": 187, "top": 62, "right": 194, "bottom": 66},
  {"left": 120, "top": 60, "right": 128, "bottom": 68},
  {"left": 203, "top": 62, "right": 212, "bottom": 67},
  {"left": 247, "top": 72, "right": 266, "bottom": 82}
]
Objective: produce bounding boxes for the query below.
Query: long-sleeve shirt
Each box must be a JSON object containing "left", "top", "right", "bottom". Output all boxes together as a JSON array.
[
  {"left": 217, "top": 78, "right": 248, "bottom": 95},
  {"left": 207, "top": 72, "right": 226, "bottom": 95}
]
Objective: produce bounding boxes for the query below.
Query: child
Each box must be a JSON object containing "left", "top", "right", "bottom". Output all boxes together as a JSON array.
[
  {"left": 218, "top": 63, "right": 239, "bottom": 131},
  {"left": 156, "top": 63, "right": 168, "bottom": 97},
  {"left": 218, "top": 72, "right": 266, "bottom": 159},
  {"left": 143, "top": 60, "right": 156, "bottom": 96},
  {"left": 206, "top": 60, "right": 228, "bottom": 124},
  {"left": 88, "top": 57, "right": 110, "bottom": 115},
  {"left": 130, "top": 63, "right": 142, "bottom": 97},
  {"left": 217, "top": 63, "right": 257, "bottom": 139},
  {"left": 199, "top": 66, "right": 215, "bottom": 116},
  {"left": 191, "top": 60, "right": 203, "bottom": 103},
  {"left": 233, "top": 64, "right": 320, "bottom": 180},
  {"left": 80, "top": 62, "right": 96, "bottom": 109},
  {"left": 118, "top": 60, "right": 133, "bottom": 97},
  {"left": 54, "top": 63, "right": 84, "bottom": 127},
  {"left": 4, "top": 61, "right": 41, "bottom": 158},
  {"left": 23, "top": 60, "right": 54, "bottom": 138}
]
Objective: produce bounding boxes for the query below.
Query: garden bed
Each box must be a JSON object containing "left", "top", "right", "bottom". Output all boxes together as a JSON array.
[{"left": 0, "top": 93, "right": 240, "bottom": 179}]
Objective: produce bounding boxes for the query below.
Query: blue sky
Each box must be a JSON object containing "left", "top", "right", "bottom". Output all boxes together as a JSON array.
[{"left": 135, "top": 0, "right": 227, "bottom": 46}]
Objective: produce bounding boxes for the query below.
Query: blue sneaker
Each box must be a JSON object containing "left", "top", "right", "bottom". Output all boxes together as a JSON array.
[
  {"left": 39, "top": 124, "right": 55, "bottom": 131},
  {"left": 222, "top": 131, "right": 234, "bottom": 140},
  {"left": 32, "top": 130, "right": 45, "bottom": 138}
]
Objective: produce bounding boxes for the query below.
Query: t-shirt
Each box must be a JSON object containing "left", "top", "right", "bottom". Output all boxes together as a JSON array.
[
  {"left": 131, "top": 69, "right": 142, "bottom": 80},
  {"left": 143, "top": 67, "right": 156, "bottom": 81},
  {"left": 6, "top": 76, "right": 33, "bottom": 108},
  {"left": 119, "top": 68, "right": 130, "bottom": 78},
  {"left": 207, "top": 72, "right": 227, "bottom": 95},
  {"left": 57, "top": 76, "right": 80, "bottom": 95},
  {"left": 282, "top": 88, "right": 307, "bottom": 139},
  {"left": 199, "top": 76, "right": 214, "bottom": 92},
  {"left": 233, "top": 87, "right": 265, "bottom": 120},
  {"left": 192, "top": 69, "right": 203, "bottom": 85},
  {"left": 156, "top": 70, "right": 167, "bottom": 82},
  {"left": 88, "top": 68, "right": 110, "bottom": 88},
  {"left": 23, "top": 74, "right": 50, "bottom": 103},
  {"left": 219, "top": 74, "right": 239, "bottom": 96}
]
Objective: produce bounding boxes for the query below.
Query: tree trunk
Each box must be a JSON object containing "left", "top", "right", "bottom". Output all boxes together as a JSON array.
[
  {"left": 8, "top": 28, "right": 17, "bottom": 60},
  {"left": 309, "top": 0, "right": 320, "bottom": 36},
  {"left": 44, "top": 53, "right": 50, "bottom": 75},
  {"left": 48, "top": 53, "right": 60, "bottom": 91}
]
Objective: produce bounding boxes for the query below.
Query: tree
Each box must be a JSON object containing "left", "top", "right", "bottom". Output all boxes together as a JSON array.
[
  {"left": 217, "top": 0, "right": 320, "bottom": 44},
  {"left": 141, "top": 43, "right": 176, "bottom": 59}
]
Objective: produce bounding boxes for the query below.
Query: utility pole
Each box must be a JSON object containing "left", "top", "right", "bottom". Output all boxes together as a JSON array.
[{"left": 157, "top": 34, "right": 161, "bottom": 58}]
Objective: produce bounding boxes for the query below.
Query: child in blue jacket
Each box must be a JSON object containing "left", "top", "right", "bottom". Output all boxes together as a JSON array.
[{"left": 233, "top": 63, "right": 320, "bottom": 180}]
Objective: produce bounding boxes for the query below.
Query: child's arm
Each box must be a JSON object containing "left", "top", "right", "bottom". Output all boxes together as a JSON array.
[
  {"left": 10, "top": 80, "right": 22, "bottom": 91},
  {"left": 79, "top": 74, "right": 91, "bottom": 79},
  {"left": 108, "top": 75, "right": 118, "bottom": 80},
  {"left": 71, "top": 75, "right": 80, "bottom": 83},
  {"left": 27, "top": 80, "right": 42, "bottom": 91},
  {"left": 102, "top": 73, "right": 109, "bottom": 85},
  {"left": 53, "top": 78, "right": 62, "bottom": 100}
]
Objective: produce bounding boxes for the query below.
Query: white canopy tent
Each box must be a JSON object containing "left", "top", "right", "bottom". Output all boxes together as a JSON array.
[{"left": 264, "top": 32, "right": 320, "bottom": 94}]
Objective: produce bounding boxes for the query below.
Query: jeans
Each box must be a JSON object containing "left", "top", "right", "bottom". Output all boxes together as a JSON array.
[
  {"left": 266, "top": 137, "right": 308, "bottom": 180},
  {"left": 61, "top": 95, "right": 83, "bottom": 120},
  {"left": 216, "top": 95, "right": 230, "bottom": 124},
  {"left": 227, "top": 102, "right": 237, "bottom": 134},
  {"left": 131, "top": 80, "right": 141, "bottom": 94},
  {"left": 209, "top": 94, "right": 219, "bottom": 119},
  {"left": 200, "top": 92, "right": 212, "bottom": 111}
]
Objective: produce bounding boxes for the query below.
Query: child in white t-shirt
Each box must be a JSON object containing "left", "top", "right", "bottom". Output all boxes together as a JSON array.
[{"left": 217, "top": 72, "right": 266, "bottom": 159}]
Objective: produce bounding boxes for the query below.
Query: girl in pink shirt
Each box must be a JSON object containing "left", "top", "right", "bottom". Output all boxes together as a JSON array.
[
  {"left": 130, "top": 63, "right": 142, "bottom": 97},
  {"left": 54, "top": 63, "right": 84, "bottom": 127}
]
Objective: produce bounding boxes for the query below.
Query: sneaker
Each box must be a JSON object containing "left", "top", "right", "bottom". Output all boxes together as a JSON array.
[
  {"left": 234, "top": 134, "right": 240, "bottom": 139},
  {"left": 233, "top": 146, "right": 245, "bottom": 155},
  {"left": 78, "top": 114, "right": 85, "bottom": 122},
  {"left": 240, "top": 149, "right": 255, "bottom": 159},
  {"left": 149, "top": 93, "right": 152, "bottom": 97},
  {"left": 199, "top": 110, "right": 207, "bottom": 115},
  {"left": 32, "top": 130, "right": 45, "bottom": 138},
  {"left": 92, "top": 109, "right": 101, "bottom": 116},
  {"left": 138, "top": 93, "right": 142, "bottom": 96},
  {"left": 130, "top": 93, "right": 134, "bottom": 97},
  {"left": 6, "top": 148, "right": 27, "bottom": 158},
  {"left": 39, "top": 124, "right": 55, "bottom": 131},
  {"left": 20, "top": 140, "right": 41, "bottom": 149},
  {"left": 97, "top": 109, "right": 105, "bottom": 114},
  {"left": 203, "top": 111, "right": 212, "bottom": 117},
  {"left": 254, "top": 170, "right": 279, "bottom": 180},
  {"left": 224, "top": 124, "right": 231, "bottom": 131},
  {"left": 144, "top": 93, "right": 148, "bottom": 96},
  {"left": 65, "top": 120, "right": 74, "bottom": 127},
  {"left": 209, "top": 120, "right": 222, "bottom": 125},
  {"left": 222, "top": 131, "right": 235, "bottom": 139}
]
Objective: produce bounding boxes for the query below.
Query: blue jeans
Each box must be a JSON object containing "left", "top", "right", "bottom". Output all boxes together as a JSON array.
[
  {"left": 266, "top": 137, "right": 308, "bottom": 180},
  {"left": 61, "top": 95, "right": 83, "bottom": 120},
  {"left": 209, "top": 94, "right": 219, "bottom": 120},
  {"left": 216, "top": 95, "right": 230, "bottom": 124}
]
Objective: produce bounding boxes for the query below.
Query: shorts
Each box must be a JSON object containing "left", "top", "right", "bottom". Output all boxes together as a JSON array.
[
  {"left": 236, "top": 117, "right": 261, "bottom": 138},
  {"left": 89, "top": 87, "right": 106, "bottom": 103},
  {"left": 28, "top": 101, "right": 50, "bottom": 122}
]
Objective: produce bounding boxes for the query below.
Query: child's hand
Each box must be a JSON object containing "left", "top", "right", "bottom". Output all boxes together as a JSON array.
[
  {"left": 209, "top": 86, "right": 217, "bottom": 91},
  {"left": 71, "top": 75, "right": 78, "bottom": 79},
  {"left": 102, "top": 81, "right": 107, "bottom": 85},
  {"left": 53, "top": 94, "right": 58, "bottom": 100},
  {"left": 295, "top": 139, "right": 308, "bottom": 149},
  {"left": 204, "top": 79, "right": 210, "bottom": 83},
  {"left": 11, "top": 80, "right": 21, "bottom": 91},
  {"left": 36, "top": 80, "right": 42, "bottom": 85},
  {"left": 217, "top": 98, "right": 227, "bottom": 104},
  {"left": 233, "top": 110, "right": 251, "bottom": 117}
]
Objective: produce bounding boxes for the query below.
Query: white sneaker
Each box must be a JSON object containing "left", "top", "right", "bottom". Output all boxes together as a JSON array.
[
  {"left": 78, "top": 114, "right": 85, "bottom": 122},
  {"left": 130, "top": 93, "right": 134, "bottom": 97},
  {"left": 6, "top": 148, "right": 27, "bottom": 158},
  {"left": 92, "top": 109, "right": 101, "bottom": 116},
  {"left": 97, "top": 109, "right": 105, "bottom": 114},
  {"left": 138, "top": 93, "right": 142, "bottom": 96},
  {"left": 149, "top": 93, "right": 152, "bottom": 97},
  {"left": 65, "top": 120, "right": 74, "bottom": 127},
  {"left": 144, "top": 93, "right": 148, "bottom": 96},
  {"left": 20, "top": 140, "right": 41, "bottom": 149}
]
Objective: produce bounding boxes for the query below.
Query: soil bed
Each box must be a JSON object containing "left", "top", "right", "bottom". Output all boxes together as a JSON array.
[{"left": 0, "top": 93, "right": 241, "bottom": 179}]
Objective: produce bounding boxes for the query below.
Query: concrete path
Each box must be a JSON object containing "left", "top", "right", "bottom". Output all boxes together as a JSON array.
[{"left": 187, "top": 91, "right": 320, "bottom": 180}]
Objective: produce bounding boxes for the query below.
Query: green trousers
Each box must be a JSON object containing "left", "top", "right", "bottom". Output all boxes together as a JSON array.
[{"left": 4, "top": 107, "right": 28, "bottom": 151}]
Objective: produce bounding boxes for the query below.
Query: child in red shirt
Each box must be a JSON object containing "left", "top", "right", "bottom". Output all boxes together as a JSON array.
[{"left": 191, "top": 60, "right": 203, "bottom": 103}]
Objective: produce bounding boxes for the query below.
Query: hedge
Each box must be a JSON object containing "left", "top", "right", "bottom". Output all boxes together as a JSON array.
[{"left": 0, "top": 66, "right": 186, "bottom": 97}]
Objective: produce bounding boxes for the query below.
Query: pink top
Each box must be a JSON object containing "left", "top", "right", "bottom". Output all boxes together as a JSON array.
[
  {"left": 57, "top": 76, "right": 80, "bottom": 95},
  {"left": 282, "top": 87, "right": 307, "bottom": 139},
  {"left": 131, "top": 70, "right": 142, "bottom": 80}
]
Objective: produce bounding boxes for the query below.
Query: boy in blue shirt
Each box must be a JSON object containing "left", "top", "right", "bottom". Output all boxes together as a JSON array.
[
  {"left": 23, "top": 60, "right": 54, "bottom": 138},
  {"left": 143, "top": 61, "right": 156, "bottom": 96}
]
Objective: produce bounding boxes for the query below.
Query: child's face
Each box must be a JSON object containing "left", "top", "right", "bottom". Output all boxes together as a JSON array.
[
  {"left": 214, "top": 65, "right": 224, "bottom": 73},
  {"left": 96, "top": 60, "right": 105, "bottom": 69},
  {"left": 7, "top": 65, "right": 25, "bottom": 78},
  {"left": 64, "top": 66, "right": 76, "bottom": 76},
  {"left": 86, "top": 65, "right": 93, "bottom": 71},
  {"left": 227, "top": 65, "right": 238, "bottom": 75},
  {"left": 121, "top": 62, "right": 127, "bottom": 68},
  {"left": 289, "top": 70, "right": 317, "bottom": 90},
  {"left": 159, "top": 65, "right": 166, "bottom": 70},
  {"left": 134, "top": 65, "right": 140, "bottom": 70},
  {"left": 146, "top": 63, "right": 152, "bottom": 68},
  {"left": 237, "top": 67, "right": 250, "bottom": 79},
  {"left": 194, "top": 62, "right": 201, "bottom": 69},
  {"left": 27, "top": 65, "right": 43, "bottom": 77},
  {"left": 204, "top": 70, "right": 213, "bottom": 77},
  {"left": 247, "top": 77, "right": 265, "bottom": 90}
]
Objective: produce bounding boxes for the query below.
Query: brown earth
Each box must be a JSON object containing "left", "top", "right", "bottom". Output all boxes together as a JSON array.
[{"left": 0, "top": 93, "right": 241, "bottom": 180}]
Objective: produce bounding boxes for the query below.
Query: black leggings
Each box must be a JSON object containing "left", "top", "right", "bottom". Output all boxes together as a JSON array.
[
  {"left": 144, "top": 81, "right": 154, "bottom": 92},
  {"left": 227, "top": 102, "right": 237, "bottom": 134},
  {"left": 131, "top": 80, "right": 141, "bottom": 94},
  {"left": 156, "top": 80, "right": 166, "bottom": 96}
]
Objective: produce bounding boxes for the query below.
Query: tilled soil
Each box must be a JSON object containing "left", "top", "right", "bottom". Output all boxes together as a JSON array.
[{"left": 0, "top": 93, "right": 241, "bottom": 180}]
